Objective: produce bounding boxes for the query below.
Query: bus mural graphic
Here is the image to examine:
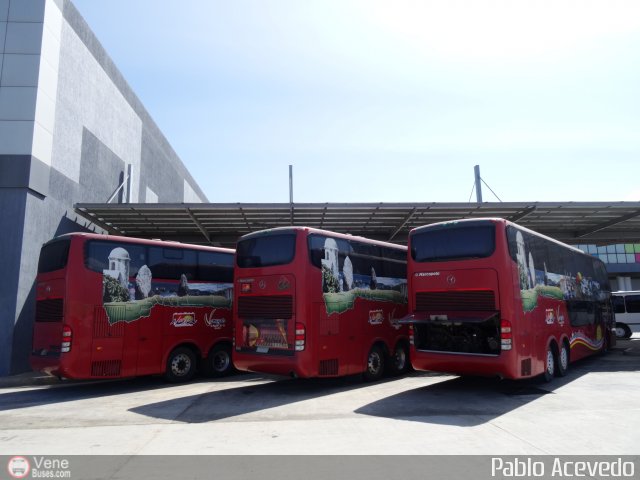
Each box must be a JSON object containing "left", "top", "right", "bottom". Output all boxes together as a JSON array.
[
  {"left": 319, "top": 237, "right": 407, "bottom": 315},
  {"left": 101, "top": 246, "right": 232, "bottom": 324}
]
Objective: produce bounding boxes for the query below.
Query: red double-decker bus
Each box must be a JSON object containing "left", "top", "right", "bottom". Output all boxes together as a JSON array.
[
  {"left": 402, "top": 218, "right": 614, "bottom": 381},
  {"left": 31, "top": 233, "right": 235, "bottom": 382},
  {"left": 233, "top": 227, "right": 410, "bottom": 380}
]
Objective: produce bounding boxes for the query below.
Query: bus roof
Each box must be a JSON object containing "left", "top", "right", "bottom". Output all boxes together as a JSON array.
[
  {"left": 409, "top": 217, "right": 594, "bottom": 259},
  {"left": 42, "top": 232, "right": 234, "bottom": 254},
  {"left": 238, "top": 226, "right": 407, "bottom": 251}
]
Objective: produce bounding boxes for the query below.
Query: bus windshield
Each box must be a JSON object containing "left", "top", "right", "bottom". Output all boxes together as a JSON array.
[
  {"left": 411, "top": 223, "right": 495, "bottom": 262},
  {"left": 236, "top": 233, "right": 297, "bottom": 268}
]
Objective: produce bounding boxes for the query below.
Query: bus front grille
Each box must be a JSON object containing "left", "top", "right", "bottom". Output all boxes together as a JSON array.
[
  {"left": 35, "top": 299, "right": 64, "bottom": 322},
  {"left": 415, "top": 290, "right": 495, "bottom": 312},
  {"left": 238, "top": 295, "right": 293, "bottom": 319}
]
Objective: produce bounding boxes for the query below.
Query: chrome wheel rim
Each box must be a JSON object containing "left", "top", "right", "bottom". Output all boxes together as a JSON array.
[
  {"left": 213, "top": 351, "right": 230, "bottom": 372},
  {"left": 394, "top": 347, "right": 407, "bottom": 371},
  {"left": 368, "top": 351, "right": 382, "bottom": 376},
  {"left": 171, "top": 353, "right": 192, "bottom": 377},
  {"left": 560, "top": 346, "right": 569, "bottom": 371},
  {"left": 546, "top": 349, "right": 555, "bottom": 376}
]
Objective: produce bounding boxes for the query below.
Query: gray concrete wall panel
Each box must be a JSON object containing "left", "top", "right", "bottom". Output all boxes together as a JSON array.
[
  {"left": 0, "top": 154, "right": 49, "bottom": 194},
  {"left": 140, "top": 126, "right": 185, "bottom": 203},
  {"left": 1, "top": 54, "right": 40, "bottom": 86},
  {"left": 0, "top": 188, "right": 26, "bottom": 375},
  {"left": 5, "top": 22, "right": 43, "bottom": 54},
  {"left": 51, "top": 16, "right": 141, "bottom": 193},
  {"left": 0, "top": 120, "right": 34, "bottom": 154},
  {"left": 79, "top": 127, "right": 126, "bottom": 203},
  {"left": 8, "top": 0, "right": 45, "bottom": 22},
  {"left": 0, "top": 86, "right": 37, "bottom": 119},
  {"left": 0, "top": 0, "right": 9, "bottom": 22},
  {"left": 0, "top": 22, "right": 6, "bottom": 52}
]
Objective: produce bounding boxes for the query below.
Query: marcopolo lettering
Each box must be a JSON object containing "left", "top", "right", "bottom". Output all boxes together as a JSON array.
[{"left": 415, "top": 272, "right": 440, "bottom": 277}]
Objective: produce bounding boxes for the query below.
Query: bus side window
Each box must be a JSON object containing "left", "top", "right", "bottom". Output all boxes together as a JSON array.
[
  {"left": 612, "top": 296, "right": 626, "bottom": 314},
  {"left": 566, "top": 300, "right": 595, "bottom": 326},
  {"left": 625, "top": 295, "right": 640, "bottom": 313},
  {"left": 148, "top": 247, "right": 197, "bottom": 280},
  {"left": 198, "top": 251, "right": 233, "bottom": 282}
]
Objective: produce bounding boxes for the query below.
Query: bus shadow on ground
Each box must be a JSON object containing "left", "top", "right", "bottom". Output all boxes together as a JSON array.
[
  {"left": 129, "top": 374, "right": 391, "bottom": 423},
  {"left": 355, "top": 342, "right": 640, "bottom": 427},
  {"left": 0, "top": 373, "right": 251, "bottom": 413}
]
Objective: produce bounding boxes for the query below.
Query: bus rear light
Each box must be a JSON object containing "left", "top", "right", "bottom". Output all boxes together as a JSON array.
[
  {"left": 500, "top": 319, "right": 512, "bottom": 351},
  {"left": 409, "top": 324, "right": 414, "bottom": 346},
  {"left": 500, "top": 320, "right": 512, "bottom": 337},
  {"left": 61, "top": 325, "right": 72, "bottom": 353},
  {"left": 295, "top": 322, "right": 305, "bottom": 351}
]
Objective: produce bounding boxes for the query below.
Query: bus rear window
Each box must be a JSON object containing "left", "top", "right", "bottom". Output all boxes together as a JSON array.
[
  {"left": 411, "top": 224, "right": 495, "bottom": 262},
  {"left": 38, "top": 239, "right": 71, "bottom": 273},
  {"left": 237, "top": 234, "right": 296, "bottom": 268}
]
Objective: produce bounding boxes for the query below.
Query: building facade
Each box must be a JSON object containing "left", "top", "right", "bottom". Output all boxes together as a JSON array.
[{"left": 0, "top": 0, "right": 208, "bottom": 375}]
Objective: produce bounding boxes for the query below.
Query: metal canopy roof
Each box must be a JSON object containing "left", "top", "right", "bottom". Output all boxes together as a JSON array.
[{"left": 74, "top": 201, "right": 640, "bottom": 247}]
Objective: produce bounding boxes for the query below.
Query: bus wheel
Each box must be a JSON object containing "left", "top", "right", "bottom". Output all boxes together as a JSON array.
[
  {"left": 543, "top": 346, "right": 555, "bottom": 382},
  {"left": 363, "top": 345, "right": 385, "bottom": 382},
  {"left": 165, "top": 347, "right": 197, "bottom": 383},
  {"left": 203, "top": 343, "right": 234, "bottom": 378},
  {"left": 615, "top": 323, "right": 632, "bottom": 339},
  {"left": 556, "top": 343, "right": 569, "bottom": 377},
  {"left": 387, "top": 342, "right": 410, "bottom": 376}
]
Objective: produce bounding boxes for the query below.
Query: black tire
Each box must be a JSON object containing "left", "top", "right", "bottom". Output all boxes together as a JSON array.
[
  {"left": 165, "top": 347, "right": 197, "bottom": 383},
  {"left": 203, "top": 343, "right": 234, "bottom": 378},
  {"left": 542, "top": 344, "right": 556, "bottom": 382},
  {"left": 387, "top": 342, "right": 410, "bottom": 376},
  {"left": 556, "top": 342, "right": 569, "bottom": 377},
  {"left": 615, "top": 323, "right": 632, "bottom": 339},
  {"left": 363, "top": 345, "right": 385, "bottom": 382}
]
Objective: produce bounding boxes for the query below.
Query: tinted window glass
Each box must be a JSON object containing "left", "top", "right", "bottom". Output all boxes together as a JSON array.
[
  {"left": 198, "top": 251, "right": 233, "bottom": 282},
  {"left": 85, "top": 241, "right": 147, "bottom": 277},
  {"left": 307, "top": 234, "right": 407, "bottom": 294},
  {"left": 38, "top": 239, "right": 71, "bottom": 273},
  {"left": 237, "top": 233, "right": 297, "bottom": 268},
  {"left": 411, "top": 224, "right": 495, "bottom": 262},
  {"left": 567, "top": 300, "right": 595, "bottom": 326},
  {"left": 148, "top": 247, "right": 197, "bottom": 280},
  {"left": 625, "top": 295, "right": 640, "bottom": 313},
  {"left": 612, "top": 295, "right": 626, "bottom": 314}
]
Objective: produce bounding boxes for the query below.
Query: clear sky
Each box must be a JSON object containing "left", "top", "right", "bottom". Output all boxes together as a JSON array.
[{"left": 72, "top": 0, "right": 640, "bottom": 203}]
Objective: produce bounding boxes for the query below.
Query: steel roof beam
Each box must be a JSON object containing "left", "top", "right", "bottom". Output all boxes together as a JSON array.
[{"left": 186, "top": 208, "right": 211, "bottom": 244}]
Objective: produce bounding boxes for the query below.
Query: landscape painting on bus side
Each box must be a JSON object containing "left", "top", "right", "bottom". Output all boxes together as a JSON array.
[
  {"left": 100, "top": 246, "right": 232, "bottom": 325},
  {"left": 316, "top": 236, "right": 407, "bottom": 315},
  {"left": 508, "top": 227, "right": 609, "bottom": 350}
]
